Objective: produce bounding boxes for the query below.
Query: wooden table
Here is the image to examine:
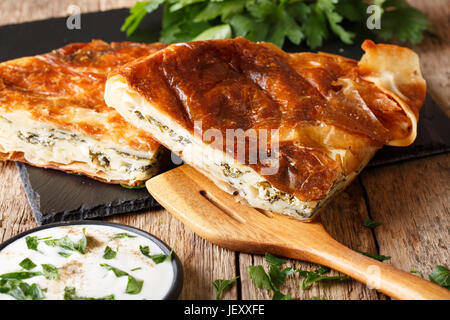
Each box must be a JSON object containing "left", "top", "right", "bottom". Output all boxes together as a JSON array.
[{"left": 0, "top": 0, "right": 448, "bottom": 300}]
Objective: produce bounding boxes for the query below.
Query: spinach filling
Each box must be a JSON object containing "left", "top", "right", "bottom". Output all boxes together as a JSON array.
[
  {"left": 16, "top": 127, "right": 153, "bottom": 173},
  {"left": 17, "top": 129, "right": 84, "bottom": 148},
  {"left": 17, "top": 131, "right": 55, "bottom": 147},
  {"left": 132, "top": 109, "right": 191, "bottom": 145},
  {"left": 115, "top": 149, "right": 149, "bottom": 161},
  {"left": 256, "top": 181, "right": 296, "bottom": 204},
  {"left": 220, "top": 163, "right": 242, "bottom": 179},
  {"left": 89, "top": 150, "right": 110, "bottom": 168}
]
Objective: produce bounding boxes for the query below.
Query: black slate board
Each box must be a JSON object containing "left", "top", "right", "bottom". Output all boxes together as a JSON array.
[
  {"left": 1, "top": 9, "right": 449, "bottom": 225},
  {"left": 16, "top": 162, "right": 160, "bottom": 225}
]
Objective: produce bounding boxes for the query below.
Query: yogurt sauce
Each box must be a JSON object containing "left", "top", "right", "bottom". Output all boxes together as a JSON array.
[{"left": 0, "top": 224, "right": 175, "bottom": 300}]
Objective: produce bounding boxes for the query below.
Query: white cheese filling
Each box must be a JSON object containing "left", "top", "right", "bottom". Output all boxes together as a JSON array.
[{"left": 0, "top": 112, "right": 160, "bottom": 183}]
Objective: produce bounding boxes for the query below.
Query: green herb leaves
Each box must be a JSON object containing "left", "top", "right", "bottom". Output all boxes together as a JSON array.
[
  {"left": 64, "top": 287, "right": 115, "bottom": 300},
  {"left": 375, "top": 0, "right": 430, "bottom": 45},
  {"left": 44, "top": 236, "right": 74, "bottom": 251},
  {"left": 139, "top": 245, "right": 173, "bottom": 264},
  {"left": 212, "top": 277, "right": 238, "bottom": 300},
  {"left": 410, "top": 266, "right": 449, "bottom": 290},
  {"left": 429, "top": 265, "right": 450, "bottom": 289},
  {"left": 121, "top": 0, "right": 430, "bottom": 49},
  {"left": 267, "top": 258, "right": 296, "bottom": 294},
  {"left": 248, "top": 253, "right": 294, "bottom": 300},
  {"left": 410, "top": 269, "right": 424, "bottom": 278},
  {"left": 1, "top": 263, "right": 58, "bottom": 282},
  {"left": 100, "top": 263, "right": 128, "bottom": 277},
  {"left": 248, "top": 253, "right": 349, "bottom": 299},
  {"left": 42, "top": 264, "right": 58, "bottom": 280},
  {"left": 19, "top": 258, "right": 36, "bottom": 270},
  {"left": 76, "top": 228, "right": 87, "bottom": 254},
  {"left": 103, "top": 246, "right": 118, "bottom": 260},
  {"left": 0, "top": 280, "right": 46, "bottom": 300},
  {"left": 248, "top": 265, "right": 274, "bottom": 291},
  {"left": 126, "top": 275, "right": 145, "bottom": 294},
  {"left": 193, "top": 24, "right": 232, "bottom": 41},
  {"left": 362, "top": 217, "right": 381, "bottom": 229},
  {"left": 110, "top": 232, "right": 137, "bottom": 240},
  {"left": 0, "top": 271, "right": 42, "bottom": 280},
  {"left": 139, "top": 241, "right": 176, "bottom": 264},
  {"left": 356, "top": 250, "right": 391, "bottom": 262},
  {"left": 44, "top": 228, "right": 87, "bottom": 254},
  {"left": 121, "top": 0, "right": 165, "bottom": 37},
  {"left": 25, "top": 236, "right": 39, "bottom": 251},
  {"left": 100, "top": 264, "right": 144, "bottom": 294},
  {"left": 297, "top": 266, "right": 348, "bottom": 290},
  {"left": 58, "top": 252, "right": 71, "bottom": 258},
  {"left": 119, "top": 183, "right": 147, "bottom": 189}
]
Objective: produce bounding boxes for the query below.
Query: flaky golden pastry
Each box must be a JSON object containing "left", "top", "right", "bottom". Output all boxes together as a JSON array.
[
  {"left": 105, "top": 38, "right": 426, "bottom": 219},
  {"left": 0, "top": 40, "right": 168, "bottom": 186}
]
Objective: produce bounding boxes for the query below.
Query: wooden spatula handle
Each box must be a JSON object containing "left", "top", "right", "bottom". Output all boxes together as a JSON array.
[
  {"left": 272, "top": 224, "right": 450, "bottom": 300},
  {"left": 146, "top": 165, "right": 450, "bottom": 300}
]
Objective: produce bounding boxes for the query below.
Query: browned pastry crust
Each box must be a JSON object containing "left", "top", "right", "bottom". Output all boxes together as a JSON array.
[
  {"left": 110, "top": 38, "right": 426, "bottom": 202},
  {"left": 0, "top": 40, "right": 168, "bottom": 185},
  {"left": 0, "top": 40, "right": 166, "bottom": 151}
]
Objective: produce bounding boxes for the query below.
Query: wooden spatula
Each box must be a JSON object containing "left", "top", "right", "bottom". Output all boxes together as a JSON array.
[{"left": 146, "top": 164, "right": 450, "bottom": 300}]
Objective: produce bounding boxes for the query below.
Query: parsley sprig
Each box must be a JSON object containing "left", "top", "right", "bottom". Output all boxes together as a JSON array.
[
  {"left": 212, "top": 277, "right": 239, "bottom": 300},
  {"left": 248, "top": 253, "right": 295, "bottom": 300},
  {"left": 410, "top": 265, "right": 449, "bottom": 290},
  {"left": 25, "top": 235, "right": 51, "bottom": 251},
  {"left": 19, "top": 258, "right": 37, "bottom": 270},
  {"left": 122, "top": 0, "right": 431, "bottom": 49},
  {"left": 44, "top": 228, "right": 87, "bottom": 254},
  {"left": 103, "top": 246, "right": 118, "bottom": 260},
  {"left": 356, "top": 249, "right": 391, "bottom": 262},
  {"left": 64, "top": 287, "right": 115, "bottom": 300},
  {"left": 362, "top": 217, "right": 381, "bottom": 229},
  {"left": 110, "top": 232, "right": 137, "bottom": 240},
  {"left": 248, "top": 253, "right": 348, "bottom": 300},
  {"left": 139, "top": 241, "right": 176, "bottom": 264},
  {"left": 41, "top": 264, "right": 58, "bottom": 280},
  {"left": 100, "top": 264, "right": 144, "bottom": 294},
  {"left": 429, "top": 265, "right": 450, "bottom": 289},
  {"left": 0, "top": 279, "right": 46, "bottom": 300},
  {"left": 297, "top": 266, "right": 348, "bottom": 290}
]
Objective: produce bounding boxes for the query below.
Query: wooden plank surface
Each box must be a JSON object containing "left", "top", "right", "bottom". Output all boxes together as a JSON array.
[
  {"left": 239, "top": 181, "right": 381, "bottom": 300},
  {"left": 360, "top": 154, "right": 450, "bottom": 283},
  {"left": 0, "top": 0, "right": 448, "bottom": 300},
  {"left": 411, "top": 0, "right": 450, "bottom": 115}
]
